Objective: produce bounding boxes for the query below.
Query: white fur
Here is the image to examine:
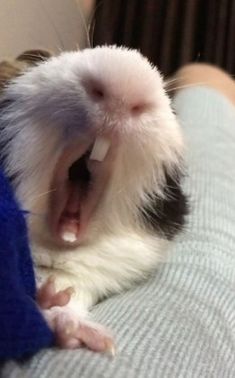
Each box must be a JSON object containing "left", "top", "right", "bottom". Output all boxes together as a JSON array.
[{"left": 0, "top": 46, "right": 184, "bottom": 318}]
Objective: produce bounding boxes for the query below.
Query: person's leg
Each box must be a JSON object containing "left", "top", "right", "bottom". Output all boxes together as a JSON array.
[{"left": 169, "top": 63, "right": 235, "bottom": 106}]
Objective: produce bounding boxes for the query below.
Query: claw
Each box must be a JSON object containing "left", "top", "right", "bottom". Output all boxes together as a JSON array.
[{"left": 106, "top": 342, "right": 116, "bottom": 357}]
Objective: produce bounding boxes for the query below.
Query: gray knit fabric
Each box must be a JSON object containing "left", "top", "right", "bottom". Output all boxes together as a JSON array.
[{"left": 1, "top": 87, "right": 235, "bottom": 378}]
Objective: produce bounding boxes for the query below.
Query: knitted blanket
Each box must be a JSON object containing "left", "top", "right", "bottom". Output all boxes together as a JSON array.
[{"left": 0, "top": 169, "right": 54, "bottom": 360}]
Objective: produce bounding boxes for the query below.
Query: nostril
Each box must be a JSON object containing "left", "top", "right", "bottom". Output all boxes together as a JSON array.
[
  {"left": 131, "top": 104, "right": 146, "bottom": 115},
  {"left": 83, "top": 78, "right": 106, "bottom": 102},
  {"left": 91, "top": 87, "right": 105, "bottom": 100}
]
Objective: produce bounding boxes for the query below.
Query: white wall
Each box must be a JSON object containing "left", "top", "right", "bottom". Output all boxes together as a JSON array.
[{"left": 0, "top": 0, "right": 94, "bottom": 59}]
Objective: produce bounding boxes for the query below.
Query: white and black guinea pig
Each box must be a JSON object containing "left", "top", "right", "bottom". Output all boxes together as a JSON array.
[{"left": 0, "top": 46, "right": 188, "bottom": 353}]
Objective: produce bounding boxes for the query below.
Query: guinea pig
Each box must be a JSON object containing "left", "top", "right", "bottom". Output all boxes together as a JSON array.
[{"left": 0, "top": 46, "right": 188, "bottom": 353}]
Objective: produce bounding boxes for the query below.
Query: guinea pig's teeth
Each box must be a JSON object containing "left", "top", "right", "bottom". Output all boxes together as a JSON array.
[
  {"left": 62, "top": 231, "right": 77, "bottom": 243},
  {"left": 90, "top": 136, "right": 110, "bottom": 162}
]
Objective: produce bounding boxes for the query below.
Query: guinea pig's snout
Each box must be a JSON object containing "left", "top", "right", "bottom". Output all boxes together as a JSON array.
[{"left": 82, "top": 77, "right": 150, "bottom": 118}]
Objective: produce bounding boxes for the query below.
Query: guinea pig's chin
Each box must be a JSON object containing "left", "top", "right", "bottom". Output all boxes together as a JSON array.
[{"left": 47, "top": 139, "right": 115, "bottom": 249}]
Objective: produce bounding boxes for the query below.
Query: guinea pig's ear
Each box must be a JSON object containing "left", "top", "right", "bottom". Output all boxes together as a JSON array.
[
  {"left": 0, "top": 49, "right": 52, "bottom": 92},
  {"left": 0, "top": 61, "right": 24, "bottom": 92},
  {"left": 16, "top": 49, "right": 52, "bottom": 66}
]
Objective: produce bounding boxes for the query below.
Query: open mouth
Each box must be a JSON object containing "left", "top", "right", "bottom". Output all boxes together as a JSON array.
[{"left": 49, "top": 136, "right": 112, "bottom": 247}]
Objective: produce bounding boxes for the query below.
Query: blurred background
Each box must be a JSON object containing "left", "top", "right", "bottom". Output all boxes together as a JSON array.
[
  {"left": 93, "top": 0, "right": 235, "bottom": 76},
  {"left": 0, "top": 0, "right": 93, "bottom": 57},
  {"left": 0, "top": 0, "right": 234, "bottom": 76}
]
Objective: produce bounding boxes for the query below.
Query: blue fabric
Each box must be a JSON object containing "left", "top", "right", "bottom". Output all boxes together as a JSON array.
[{"left": 0, "top": 169, "right": 54, "bottom": 360}]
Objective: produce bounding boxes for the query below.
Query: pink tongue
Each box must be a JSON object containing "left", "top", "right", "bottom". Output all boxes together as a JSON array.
[
  {"left": 66, "top": 183, "right": 82, "bottom": 213},
  {"left": 59, "top": 183, "right": 82, "bottom": 242}
]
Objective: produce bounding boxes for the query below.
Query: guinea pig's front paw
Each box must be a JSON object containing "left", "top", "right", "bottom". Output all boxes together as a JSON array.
[
  {"left": 43, "top": 306, "right": 115, "bottom": 355},
  {"left": 37, "top": 276, "right": 74, "bottom": 309}
]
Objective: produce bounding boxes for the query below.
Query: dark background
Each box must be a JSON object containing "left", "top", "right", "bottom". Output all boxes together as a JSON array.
[{"left": 93, "top": 0, "right": 235, "bottom": 76}]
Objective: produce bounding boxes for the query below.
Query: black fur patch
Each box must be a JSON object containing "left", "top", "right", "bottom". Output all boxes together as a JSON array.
[{"left": 140, "top": 168, "right": 189, "bottom": 240}]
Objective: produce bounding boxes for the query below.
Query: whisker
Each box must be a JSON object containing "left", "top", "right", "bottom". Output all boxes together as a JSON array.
[
  {"left": 164, "top": 75, "right": 202, "bottom": 91},
  {"left": 38, "top": 0, "right": 65, "bottom": 51},
  {"left": 164, "top": 74, "right": 204, "bottom": 87},
  {"left": 88, "top": 0, "right": 104, "bottom": 48},
  {"left": 75, "top": 0, "right": 91, "bottom": 48},
  {"left": 55, "top": 45, "right": 63, "bottom": 55},
  {"left": 25, "top": 188, "right": 59, "bottom": 218},
  {"left": 88, "top": 15, "right": 96, "bottom": 48},
  {"left": 167, "top": 75, "right": 235, "bottom": 92},
  {"left": 164, "top": 77, "right": 180, "bottom": 86},
  {"left": 27, "top": 211, "right": 47, "bottom": 219},
  {"left": 29, "top": 188, "right": 57, "bottom": 204},
  {"left": 165, "top": 69, "right": 235, "bottom": 92},
  {"left": 166, "top": 81, "right": 216, "bottom": 93}
]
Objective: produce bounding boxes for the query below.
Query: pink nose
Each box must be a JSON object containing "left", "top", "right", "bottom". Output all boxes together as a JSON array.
[{"left": 84, "top": 78, "right": 149, "bottom": 117}]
